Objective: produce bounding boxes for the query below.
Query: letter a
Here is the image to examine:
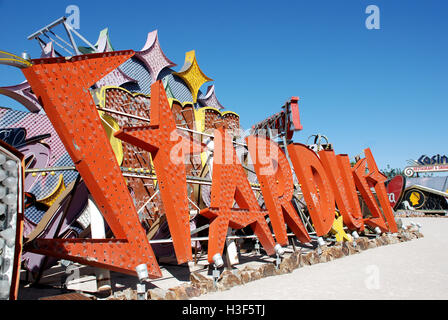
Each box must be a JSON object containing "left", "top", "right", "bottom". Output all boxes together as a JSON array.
[
  {"left": 200, "top": 128, "right": 276, "bottom": 263},
  {"left": 365, "top": 5, "right": 380, "bottom": 30}
]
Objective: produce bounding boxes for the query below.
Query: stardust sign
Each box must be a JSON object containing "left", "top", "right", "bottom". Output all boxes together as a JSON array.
[
  {"left": 404, "top": 154, "right": 448, "bottom": 177},
  {"left": 20, "top": 51, "right": 398, "bottom": 279}
]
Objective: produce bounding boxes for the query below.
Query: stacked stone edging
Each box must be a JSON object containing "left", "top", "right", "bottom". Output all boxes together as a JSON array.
[
  {"left": 108, "top": 228, "right": 424, "bottom": 300},
  {"left": 151, "top": 228, "right": 424, "bottom": 300},
  {"left": 394, "top": 211, "right": 448, "bottom": 218}
]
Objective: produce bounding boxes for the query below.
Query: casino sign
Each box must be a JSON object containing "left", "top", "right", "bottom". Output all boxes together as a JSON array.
[
  {"left": 386, "top": 174, "right": 448, "bottom": 212},
  {"left": 404, "top": 154, "right": 448, "bottom": 177}
]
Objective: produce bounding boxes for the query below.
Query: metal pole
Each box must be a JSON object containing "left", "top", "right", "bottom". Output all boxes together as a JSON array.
[
  {"left": 66, "top": 24, "right": 98, "bottom": 52},
  {"left": 137, "top": 190, "right": 160, "bottom": 214},
  {"left": 148, "top": 232, "right": 317, "bottom": 244},
  {"left": 122, "top": 173, "right": 262, "bottom": 191},
  {"left": 27, "top": 17, "right": 67, "bottom": 40},
  {"left": 62, "top": 22, "right": 81, "bottom": 55},
  {"left": 96, "top": 106, "right": 248, "bottom": 147}
]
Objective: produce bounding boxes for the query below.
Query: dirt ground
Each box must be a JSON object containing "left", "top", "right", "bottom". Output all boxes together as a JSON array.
[
  {"left": 194, "top": 217, "right": 448, "bottom": 300},
  {"left": 17, "top": 217, "right": 447, "bottom": 300}
]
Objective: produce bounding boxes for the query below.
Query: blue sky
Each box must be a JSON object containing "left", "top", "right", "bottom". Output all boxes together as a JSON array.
[{"left": 0, "top": 0, "right": 447, "bottom": 171}]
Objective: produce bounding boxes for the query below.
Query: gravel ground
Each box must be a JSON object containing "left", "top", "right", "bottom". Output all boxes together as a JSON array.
[{"left": 193, "top": 218, "right": 448, "bottom": 300}]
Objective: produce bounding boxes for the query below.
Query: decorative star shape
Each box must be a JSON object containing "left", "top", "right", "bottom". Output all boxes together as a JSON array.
[
  {"left": 173, "top": 50, "right": 213, "bottom": 103},
  {"left": 0, "top": 81, "right": 42, "bottom": 113},
  {"left": 198, "top": 85, "right": 224, "bottom": 110},
  {"left": 162, "top": 76, "right": 175, "bottom": 99},
  {"left": 82, "top": 28, "right": 136, "bottom": 88},
  {"left": 95, "top": 28, "right": 115, "bottom": 52},
  {"left": 96, "top": 68, "right": 136, "bottom": 88},
  {"left": 78, "top": 28, "right": 114, "bottom": 54},
  {"left": 330, "top": 212, "right": 352, "bottom": 242},
  {"left": 135, "top": 30, "right": 177, "bottom": 84}
]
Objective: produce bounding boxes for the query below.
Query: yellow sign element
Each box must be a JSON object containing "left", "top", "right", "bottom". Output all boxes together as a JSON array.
[
  {"left": 193, "top": 106, "right": 240, "bottom": 167},
  {"left": 409, "top": 191, "right": 421, "bottom": 206},
  {"left": 93, "top": 86, "right": 159, "bottom": 186},
  {"left": 92, "top": 85, "right": 150, "bottom": 113},
  {"left": 330, "top": 213, "right": 352, "bottom": 242},
  {"left": 37, "top": 174, "right": 66, "bottom": 207},
  {"left": 173, "top": 50, "right": 213, "bottom": 103},
  {"left": 404, "top": 189, "right": 425, "bottom": 209},
  {"left": 99, "top": 111, "right": 124, "bottom": 165},
  {"left": 168, "top": 97, "right": 195, "bottom": 111},
  {"left": 93, "top": 85, "right": 154, "bottom": 167},
  {"left": 194, "top": 107, "right": 239, "bottom": 133},
  {"left": 0, "top": 50, "right": 33, "bottom": 68}
]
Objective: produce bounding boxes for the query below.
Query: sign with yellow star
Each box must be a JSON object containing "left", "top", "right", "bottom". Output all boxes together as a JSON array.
[
  {"left": 173, "top": 50, "right": 213, "bottom": 103},
  {"left": 331, "top": 212, "right": 353, "bottom": 242}
]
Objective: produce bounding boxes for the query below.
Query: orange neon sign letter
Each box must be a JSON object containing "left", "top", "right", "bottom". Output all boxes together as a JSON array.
[
  {"left": 287, "top": 143, "right": 335, "bottom": 236},
  {"left": 247, "top": 136, "right": 310, "bottom": 245},
  {"left": 200, "top": 128, "right": 276, "bottom": 263},
  {"left": 319, "top": 150, "right": 364, "bottom": 231}
]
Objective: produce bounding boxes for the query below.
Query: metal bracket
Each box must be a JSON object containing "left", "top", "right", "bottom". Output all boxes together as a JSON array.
[
  {"left": 254, "top": 239, "right": 260, "bottom": 255},
  {"left": 275, "top": 253, "right": 281, "bottom": 269},
  {"left": 27, "top": 16, "right": 98, "bottom": 57},
  {"left": 137, "top": 283, "right": 146, "bottom": 300},
  {"left": 212, "top": 266, "right": 220, "bottom": 287}
]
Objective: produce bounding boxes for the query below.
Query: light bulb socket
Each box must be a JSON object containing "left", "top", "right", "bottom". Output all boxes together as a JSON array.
[
  {"left": 212, "top": 253, "right": 224, "bottom": 268},
  {"left": 137, "top": 283, "right": 146, "bottom": 300},
  {"left": 274, "top": 244, "right": 285, "bottom": 256},
  {"left": 21, "top": 52, "right": 31, "bottom": 61},
  {"left": 0, "top": 228, "right": 15, "bottom": 248},
  {"left": 135, "top": 264, "right": 149, "bottom": 282},
  {"left": 351, "top": 231, "right": 360, "bottom": 239},
  {"left": 137, "top": 283, "right": 146, "bottom": 293},
  {"left": 317, "top": 237, "right": 326, "bottom": 247},
  {"left": 0, "top": 279, "right": 10, "bottom": 300},
  {"left": 60, "top": 259, "right": 71, "bottom": 268}
]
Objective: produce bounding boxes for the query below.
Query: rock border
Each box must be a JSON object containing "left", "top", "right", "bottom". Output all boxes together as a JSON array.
[
  {"left": 109, "top": 228, "right": 424, "bottom": 300},
  {"left": 394, "top": 210, "right": 447, "bottom": 218},
  {"left": 395, "top": 214, "right": 447, "bottom": 218}
]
